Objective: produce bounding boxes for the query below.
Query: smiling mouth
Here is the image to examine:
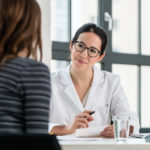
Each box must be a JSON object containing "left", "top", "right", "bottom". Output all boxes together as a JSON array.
[{"left": 77, "top": 59, "right": 87, "bottom": 64}]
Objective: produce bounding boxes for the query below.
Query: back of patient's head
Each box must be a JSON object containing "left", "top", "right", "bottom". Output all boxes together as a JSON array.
[{"left": 0, "top": 0, "right": 42, "bottom": 66}]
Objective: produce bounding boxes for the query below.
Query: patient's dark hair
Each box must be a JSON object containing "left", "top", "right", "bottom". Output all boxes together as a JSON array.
[
  {"left": 0, "top": 0, "right": 42, "bottom": 66},
  {"left": 72, "top": 23, "right": 107, "bottom": 55}
]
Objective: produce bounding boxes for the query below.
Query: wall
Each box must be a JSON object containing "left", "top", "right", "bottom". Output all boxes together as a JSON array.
[{"left": 37, "top": 0, "right": 51, "bottom": 68}]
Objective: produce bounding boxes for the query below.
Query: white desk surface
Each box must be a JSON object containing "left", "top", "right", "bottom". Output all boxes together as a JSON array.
[{"left": 58, "top": 137, "right": 150, "bottom": 150}]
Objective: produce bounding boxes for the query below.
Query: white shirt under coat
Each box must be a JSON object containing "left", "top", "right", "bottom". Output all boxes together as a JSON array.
[{"left": 49, "top": 64, "right": 139, "bottom": 133}]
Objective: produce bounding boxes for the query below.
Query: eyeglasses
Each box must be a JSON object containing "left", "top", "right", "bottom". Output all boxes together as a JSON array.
[{"left": 74, "top": 41, "right": 102, "bottom": 57}]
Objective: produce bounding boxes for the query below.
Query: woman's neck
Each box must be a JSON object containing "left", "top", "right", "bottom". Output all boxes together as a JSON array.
[
  {"left": 18, "top": 48, "right": 28, "bottom": 58},
  {"left": 70, "top": 65, "right": 94, "bottom": 102},
  {"left": 70, "top": 65, "right": 94, "bottom": 86}
]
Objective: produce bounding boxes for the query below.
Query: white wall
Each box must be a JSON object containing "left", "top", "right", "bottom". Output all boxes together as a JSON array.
[{"left": 37, "top": 0, "right": 51, "bottom": 68}]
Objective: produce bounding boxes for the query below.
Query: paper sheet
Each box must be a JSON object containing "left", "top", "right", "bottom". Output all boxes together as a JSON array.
[
  {"left": 57, "top": 134, "right": 103, "bottom": 141},
  {"left": 57, "top": 126, "right": 108, "bottom": 141},
  {"left": 75, "top": 126, "right": 108, "bottom": 137}
]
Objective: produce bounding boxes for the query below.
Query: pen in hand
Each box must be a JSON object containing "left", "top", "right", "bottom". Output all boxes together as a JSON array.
[
  {"left": 89, "top": 111, "right": 95, "bottom": 115},
  {"left": 82, "top": 111, "right": 95, "bottom": 127}
]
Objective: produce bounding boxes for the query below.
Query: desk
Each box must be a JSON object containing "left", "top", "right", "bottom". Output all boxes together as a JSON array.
[{"left": 59, "top": 138, "right": 150, "bottom": 150}]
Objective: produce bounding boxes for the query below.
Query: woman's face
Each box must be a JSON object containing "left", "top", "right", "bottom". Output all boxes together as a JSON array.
[{"left": 70, "top": 32, "right": 105, "bottom": 71}]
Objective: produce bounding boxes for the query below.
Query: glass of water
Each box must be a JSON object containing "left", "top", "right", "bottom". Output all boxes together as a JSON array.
[{"left": 112, "top": 114, "right": 130, "bottom": 142}]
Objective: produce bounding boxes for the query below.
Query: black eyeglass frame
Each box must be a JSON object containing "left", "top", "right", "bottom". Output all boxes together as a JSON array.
[{"left": 74, "top": 41, "right": 102, "bottom": 57}]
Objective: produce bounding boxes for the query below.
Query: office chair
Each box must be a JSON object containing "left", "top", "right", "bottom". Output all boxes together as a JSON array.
[{"left": 0, "top": 134, "right": 61, "bottom": 150}]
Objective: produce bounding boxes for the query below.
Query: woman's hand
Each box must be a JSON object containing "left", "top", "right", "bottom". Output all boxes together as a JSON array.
[
  {"left": 65, "top": 110, "right": 94, "bottom": 134},
  {"left": 100, "top": 125, "right": 114, "bottom": 138}
]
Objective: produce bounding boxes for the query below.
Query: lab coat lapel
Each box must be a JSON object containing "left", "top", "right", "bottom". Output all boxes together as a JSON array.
[
  {"left": 85, "top": 65, "right": 104, "bottom": 110},
  {"left": 60, "top": 65, "right": 84, "bottom": 112}
]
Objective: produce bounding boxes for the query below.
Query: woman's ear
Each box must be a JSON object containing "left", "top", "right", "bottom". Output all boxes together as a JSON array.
[
  {"left": 69, "top": 41, "right": 73, "bottom": 52},
  {"left": 97, "top": 52, "right": 105, "bottom": 62}
]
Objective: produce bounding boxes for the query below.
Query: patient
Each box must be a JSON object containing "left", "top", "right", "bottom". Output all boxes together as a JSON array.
[{"left": 0, "top": 0, "right": 51, "bottom": 134}]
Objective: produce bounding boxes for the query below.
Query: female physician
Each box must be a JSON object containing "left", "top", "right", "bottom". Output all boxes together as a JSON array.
[{"left": 49, "top": 23, "right": 139, "bottom": 137}]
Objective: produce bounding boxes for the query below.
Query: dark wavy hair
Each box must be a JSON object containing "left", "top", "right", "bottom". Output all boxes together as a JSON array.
[
  {"left": 72, "top": 23, "right": 107, "bottom": 55},
  {"left": 0, "top": 0, "right": 42, "bottom": 66}
]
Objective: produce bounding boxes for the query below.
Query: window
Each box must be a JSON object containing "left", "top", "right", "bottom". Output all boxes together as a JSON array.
[
  {"left": 51, "top": 0, "right": 69, "bottom": 42},
  {"left": 112, "top": 0, "right": 138, "bottom": 54},
  {"left": 51, "top": 0, "right": 150, "bottom": 132},
  {"left": 141, "top": 0, "right": 150, "bottom": 55},
  {"left": 141, "top": 66, "right": 150, "bottom": 128},
  {"left": 71, "top": 0, "right": 98, "bottom": 37},
  {"left": 112, "top": 64, "right": 138, "bottom": 112}
]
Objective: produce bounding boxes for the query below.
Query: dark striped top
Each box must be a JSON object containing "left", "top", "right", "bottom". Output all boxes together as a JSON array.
[{"left": 0, "top": 57, "right": 51, "bottom": 134}]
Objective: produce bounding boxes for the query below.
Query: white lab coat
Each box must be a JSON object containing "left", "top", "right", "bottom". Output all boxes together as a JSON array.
[{"left": 49, "top": 64, "right": 139, "bottom": 133}]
